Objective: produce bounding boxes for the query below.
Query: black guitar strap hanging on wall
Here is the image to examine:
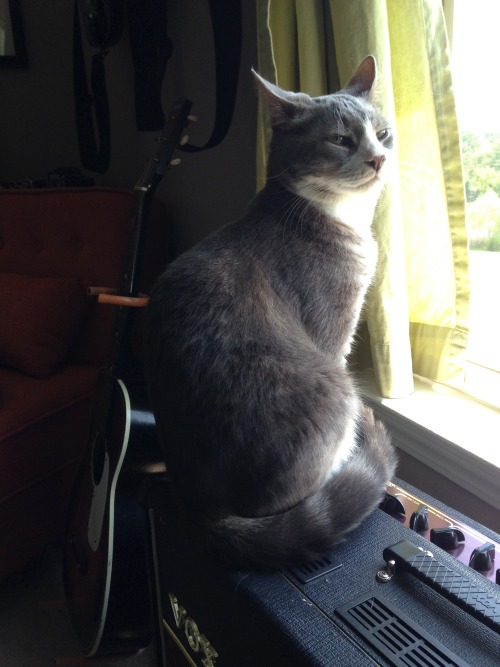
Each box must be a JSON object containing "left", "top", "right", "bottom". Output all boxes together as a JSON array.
[
  {"left": 73, "top": 0, "right": 125, "bottom": 173},
  {"left": 180, "top": 0, "right": 243, "bottom": 153},
  {"left": 127, "top": 0, "right": 242, "bottom": 149},
  {"left": 73, "top": 0, "right": 242, "bottom": 172},
  {"left": 128, "top": 0, "right": 172, "bottom": 132}
]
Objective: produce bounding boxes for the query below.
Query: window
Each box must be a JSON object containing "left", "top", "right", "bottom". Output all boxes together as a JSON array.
[
  {"left": 364, "top": 2, "right": 499, "bottom": 525},
  {"left": 446, "top": 0, "right": 500, "bottom": 408}
]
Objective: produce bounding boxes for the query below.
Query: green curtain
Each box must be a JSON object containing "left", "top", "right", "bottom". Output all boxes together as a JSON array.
[{"left": 256, "top": 0, "right": 469, "bottom": 398}]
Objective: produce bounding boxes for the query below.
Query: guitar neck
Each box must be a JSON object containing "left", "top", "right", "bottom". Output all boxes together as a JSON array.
[
  {"left": 109, "top": 98, "right": 193, "bottom": 380},
  {"left": 119, "top": 194, "right": 153, "bottom": 298}
]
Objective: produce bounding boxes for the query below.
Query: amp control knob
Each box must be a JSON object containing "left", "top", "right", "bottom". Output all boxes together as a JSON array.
[
  {"left": 469, "top": 542, "right": 495, "bottom": 571},
  {"left": 430, "top": 527, "right": 465, "bottom": 550},
  {"left": 379, "top": 493, "right": 406, "bottom": 515},
  {"left": 409, "top": 504, "right": 429, "bottom": 532}
]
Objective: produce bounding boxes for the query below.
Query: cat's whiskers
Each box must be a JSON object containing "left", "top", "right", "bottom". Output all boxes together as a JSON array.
[
  {"left": 275, "top": 197, "right": 295, "bottom": 238},
  {"left": 288, "top": 194, "right": 321, "bottom": 239},
  {"left": 285, "top": 197, "right": 308, "bottom": 239},
  {"left": 297, "top": 196, "right": 319, "bottom": 237},
  {"left": 266, "top": 167, "right": 291, "bottom": 182}
]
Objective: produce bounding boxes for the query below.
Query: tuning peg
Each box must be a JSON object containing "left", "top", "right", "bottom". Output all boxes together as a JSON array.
[
  {"left": 180, "top": 134, "right": 189, "bottom": 146},
  {"left": 187, "top": 114, "right": 198, "bottom": 122},
  {"left": 169, "top": 158, "right": 182, "bottom": 167}
]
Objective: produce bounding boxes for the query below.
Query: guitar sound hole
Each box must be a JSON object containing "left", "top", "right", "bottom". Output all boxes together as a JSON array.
[{"left": 92, "top": 435, "right": 107, "bottom": 486}]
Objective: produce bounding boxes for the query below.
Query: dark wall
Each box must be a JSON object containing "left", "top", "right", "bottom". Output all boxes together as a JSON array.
[
  {"left": 0, "top": 1, "right": 258, "bottom": 256},
  {"left": 0, "top": 3, "right": 80, "bottom": 182}
]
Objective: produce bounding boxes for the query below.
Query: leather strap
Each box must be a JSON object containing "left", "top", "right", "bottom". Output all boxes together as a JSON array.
[
  {"left": 128, "top": 0, "right": 172, "bottom": 131},
  {"left": 181, "top": 0, "right": 242, "bottom": 153},
  {"left": 74, "top": 0, "right": 242, "bottom": 172},
  {"left": 73, "top": 4, "right": 111, "bottom": 173}
]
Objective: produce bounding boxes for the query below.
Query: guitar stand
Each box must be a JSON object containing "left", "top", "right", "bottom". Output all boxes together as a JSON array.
[{"left": 88, "top": 286, "right": 150, "bottom": 308}]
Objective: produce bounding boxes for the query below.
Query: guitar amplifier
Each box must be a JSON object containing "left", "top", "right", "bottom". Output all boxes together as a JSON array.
[{"left": 144, "top": 478, "right": 500, "bottom": 666}]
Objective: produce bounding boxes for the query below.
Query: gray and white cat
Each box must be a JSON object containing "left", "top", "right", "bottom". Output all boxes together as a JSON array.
[{"left": 145, "top": 56, "right": 396, "bottom": 570}]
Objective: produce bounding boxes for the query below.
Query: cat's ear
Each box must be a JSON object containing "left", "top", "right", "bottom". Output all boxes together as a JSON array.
[
  {"left": 252, "top": 69, "right": 311, "bottom": 127},
  {"left": 343, "top": 55, "right": 377, "bottom": 97}
]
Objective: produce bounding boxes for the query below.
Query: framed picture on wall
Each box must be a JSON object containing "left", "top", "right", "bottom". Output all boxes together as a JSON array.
[{"left": 0, "top": 0, "right": 27, "bottom": 67}]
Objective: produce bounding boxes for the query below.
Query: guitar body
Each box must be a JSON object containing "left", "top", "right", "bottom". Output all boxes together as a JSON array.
[
  {"left": 63, "top": 98, "right": 192, "bottom": 656},
  {"left": 64, "top": 374, "right": 164, "bottom": 656}
]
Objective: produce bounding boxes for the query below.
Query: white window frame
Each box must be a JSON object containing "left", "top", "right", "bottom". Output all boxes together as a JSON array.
[{"left": 361, "top": 371, "right": 499, "bottom": 515}]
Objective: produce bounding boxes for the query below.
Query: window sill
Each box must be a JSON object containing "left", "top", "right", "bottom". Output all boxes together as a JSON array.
[{"left": 359, "top": 371, "right": 500, "bottom": 512}]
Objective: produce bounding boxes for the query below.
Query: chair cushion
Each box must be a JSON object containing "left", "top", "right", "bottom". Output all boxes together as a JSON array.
[
  {"left": 0, "top": 272, "right": 89, "bottom": 378},
  {"left": 0, "top": 364, "right": 97, "bottom": 496}
]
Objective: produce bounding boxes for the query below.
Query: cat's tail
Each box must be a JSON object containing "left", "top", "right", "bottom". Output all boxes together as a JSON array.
[{"left": 200, "top": 405, "right": 396, "bottom": 570}]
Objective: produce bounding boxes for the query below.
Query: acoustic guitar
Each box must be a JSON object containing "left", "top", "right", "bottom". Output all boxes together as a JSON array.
[{"left": 63, "top": 98, "right": 192, "bottom": 657}]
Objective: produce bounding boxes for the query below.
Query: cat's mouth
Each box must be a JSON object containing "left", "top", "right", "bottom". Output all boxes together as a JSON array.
[
  {"left": 297, "top": 167, "right": 386, "bottom": 203},
  {"left": 354, "top": 167, "right": 387, "bottom": 189}
]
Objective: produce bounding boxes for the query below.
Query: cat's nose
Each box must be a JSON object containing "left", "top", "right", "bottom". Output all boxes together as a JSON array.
[{"left": 366, "top": 155, "right": 386, "bottom": 172}]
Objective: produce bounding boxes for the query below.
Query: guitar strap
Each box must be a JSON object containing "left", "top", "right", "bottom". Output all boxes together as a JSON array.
[
  {"left": 180, "top": 0, "right": 242, "bottom": 153},
  {"left": 73, "top": 0, "right": 242, "bottom": 172},
  {"left": 128, "top": 0, "right": 172, "bottom": 131},
  {"left": 73, "top": 3, "right": 113, "bottom": 173}
]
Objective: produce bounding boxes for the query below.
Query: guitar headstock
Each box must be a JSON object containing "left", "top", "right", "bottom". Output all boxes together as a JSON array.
[{"left": 136, "top": 98, "right": 193, "bottom": 192}]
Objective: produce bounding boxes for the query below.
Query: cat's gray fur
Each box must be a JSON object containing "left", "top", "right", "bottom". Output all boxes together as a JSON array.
[{"left": 144, "top": 56, "right": 396, "bottom": 570}]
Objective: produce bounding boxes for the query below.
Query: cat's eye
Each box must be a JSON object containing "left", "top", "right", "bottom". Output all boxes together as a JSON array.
[
  {"left": 377, "top": 128, "right": 391, "bottom": 142},
  {"left": 328, "top": 134, "right": 354, "bottom": 149}
]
